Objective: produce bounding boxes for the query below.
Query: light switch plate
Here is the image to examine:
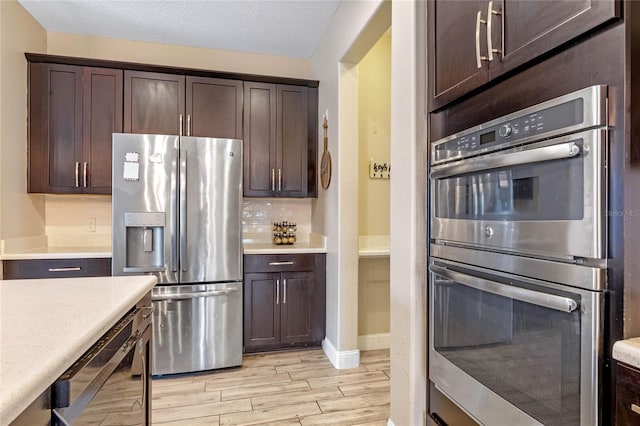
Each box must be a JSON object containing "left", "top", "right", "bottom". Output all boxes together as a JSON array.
[{"left": 369, "top": 160, "right": 390, "bottom": 179}]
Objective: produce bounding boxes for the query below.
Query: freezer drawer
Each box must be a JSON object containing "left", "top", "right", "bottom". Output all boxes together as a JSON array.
[{"left": 151, "top": 282, "right": 242, "bottom": 375}]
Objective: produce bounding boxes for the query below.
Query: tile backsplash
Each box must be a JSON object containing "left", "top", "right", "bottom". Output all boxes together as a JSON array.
[{"left": 242, "top": 198, "right": 312, "bottom": 238}]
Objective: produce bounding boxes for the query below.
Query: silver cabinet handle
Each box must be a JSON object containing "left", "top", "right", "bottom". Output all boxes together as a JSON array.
[
  {"left": 430, "top": 141, "right": 581, "bottom": 179},
  {"left": 430, "top": 264, "right": 579, "bottom": 313},
  {"left": 179, "top": 150, "right": 188, "bottom": 272},
  {"left": 475, "top": 10, "right": 488, "bottom": 68},
  {"left": 278, "top": 168, "right": 282, "bottom": 192},
  {"left": 152, "top": 288, "right": 238, "bottom": 301},
  {"left": 271, "top": 169, "right": 275, "bottom": 192},
  {"left": 486, "top": 1, "right": 502, "bottom": 61},
  {"left": 83, "top": 162, "right": 88, "bottom": 188},
  {"left": 179, "top": 113, "right": 183, "bottom": 136},
  {"left": 268, "top": 261, "right": 294, "bottom": 266},
  {"left": 139, "top": 340, "right": 147, "bottom": 413},
  {"left": 276, "top": 279, "right": 280, "bottom": 305},
  {"left": 283, "top": 279, "right": 287, "bottom": 304},
  {"left": 122, "top": 266, "right": 165, "bottom": 273},
  {"left": 75, "top": 162, "right": 80, "bottom": 187},
  {"left": 187, "top": 114, "right": 191, "bottom": 136},
  {"left": 632, "top": 404, "right": 640, "bottom": 415},
  {"left": 48, "top": 267, "right": 81, "bottom": 272}
]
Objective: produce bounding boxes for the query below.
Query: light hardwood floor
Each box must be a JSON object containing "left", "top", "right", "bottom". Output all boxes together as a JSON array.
[{"left": 151, "top": 348, "right": 390, "bottom": 425}]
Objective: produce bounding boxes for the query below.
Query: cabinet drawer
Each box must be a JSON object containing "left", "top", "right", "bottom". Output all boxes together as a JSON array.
[
  {"left": 616, "top": 362, "right": 640, "bottom": 425},
  {"left": 2, "top": 258, "right": 112, "bottom": 280},
  {"left": 244, "top": 254, "right": 315, "bottom": 273}
]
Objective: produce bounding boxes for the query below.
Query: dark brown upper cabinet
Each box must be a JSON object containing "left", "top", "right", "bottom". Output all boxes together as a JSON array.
[
  {"left": 428, "top": 0, "right": 619, "bottom": 111},
  {"left": 243, "top": 82, "right": 312, "bottom": 198},
  {"left": 28, "top": 63, "right": 122, "bottom": 194},
  {"left": 124, "top": 71, "right": 242, "bottom": 139}
]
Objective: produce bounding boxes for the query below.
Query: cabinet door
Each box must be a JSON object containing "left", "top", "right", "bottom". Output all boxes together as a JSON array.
[
  {"left": 616, "top": 363, "right": 640, "bottom": 425},
  {"left": 82, "top": 67, "right": 123, "bottom": 194},
  {"left": 277, "top": 85, "right": 309, "bottom": 197},
  {"left": 244, "top": 272, "right": 280, "bottom": 350},
  {"left": 495, "top": 0, "right": 619, "bottom": 77},
  {"left": 491, "top": 0, "right": 619, "bottom": 78},
  {"left": 124, "top": 71, "right": 185, "bottom": 135},
  {"left": 280, "top": 271, "right": 315, "bottom": 344},
  {"left": 243, "top": 82, "right": 277, "bottom": 197},
  {"left": 186, "top": 76, "right": 242, "bottom": 139},
  {"left": 29, "top": 63, "right": 83, "bottom": 193},
  {"left": 428, "top": 0, "right": 490, "bottom": 111}
]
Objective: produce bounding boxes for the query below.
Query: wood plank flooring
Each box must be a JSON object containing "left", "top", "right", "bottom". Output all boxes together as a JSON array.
[{"left": 152, "top": 348, "right": 390, "bottom": 425}]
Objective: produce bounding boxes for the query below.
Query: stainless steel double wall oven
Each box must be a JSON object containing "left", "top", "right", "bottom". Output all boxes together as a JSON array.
[{"left": 429, "top": 86, "right": 609, "bottom": 425}]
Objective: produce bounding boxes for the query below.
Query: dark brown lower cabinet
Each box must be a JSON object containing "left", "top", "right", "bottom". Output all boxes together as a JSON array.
[
  {"left": 615, "top": 362, "right": 640, "bottom": 425},
  {"left": 243, "top": 253, "right": 325, "bottom": 353},
  {"left": 2, "top": 258, "right": 111, "bottom": 280}
]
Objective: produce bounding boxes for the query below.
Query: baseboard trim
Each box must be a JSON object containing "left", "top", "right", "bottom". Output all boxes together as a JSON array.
[
  {"left": 322, "top": 338, "right": 360, "bottom": 369},
  {"left": 358, "top": 333, "right": 390, "bottom": 350}
]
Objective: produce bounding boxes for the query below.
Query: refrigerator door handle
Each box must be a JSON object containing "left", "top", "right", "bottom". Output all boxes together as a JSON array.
[
  {"left": 179, "top": 149, "right": 188, "bottom": 272},
  {"left": 170, "top": 148, "right": 179, "bottom": 272}
]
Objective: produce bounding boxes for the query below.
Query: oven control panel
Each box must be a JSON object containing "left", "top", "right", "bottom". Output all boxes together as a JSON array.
[{"left": 431, "top": 85, "right": 606, "bottom": 164}]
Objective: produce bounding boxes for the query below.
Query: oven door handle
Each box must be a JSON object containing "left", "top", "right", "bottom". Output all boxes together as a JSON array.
[
  {"left": 430, "top": 141, "right": 581, "bottom": 179},
  {"left": 430, "top": 265, "right": 579, "bottom": 313}
]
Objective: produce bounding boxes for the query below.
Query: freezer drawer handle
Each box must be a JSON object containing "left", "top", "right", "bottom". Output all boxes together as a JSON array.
[
  {"left": 48, "top": 267, "right": 82, "bottom": 272},
  {"left": 429, "top": 264, "right": 579, "bottom": 313},
  {"left": 152, "top": 288, "right": 239, "bottom": 301},
  {"left": 123, "top": 266, "right": 165, "bottom": 273},
  {"left": 268, "top": 261, "right": 295, "bottom": 266}
]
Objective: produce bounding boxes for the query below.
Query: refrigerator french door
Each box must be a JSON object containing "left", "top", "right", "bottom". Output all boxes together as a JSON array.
[{"left": 112, "top": 133, "right": 243, "bottom": 375}]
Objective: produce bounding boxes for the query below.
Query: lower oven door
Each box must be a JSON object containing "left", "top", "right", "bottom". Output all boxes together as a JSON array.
[
  {"left": 429, "top": 259, "right": 602, "bottom": 426},
  {"left": 430, "top": 128, "right": 607, "bottom": 260}
]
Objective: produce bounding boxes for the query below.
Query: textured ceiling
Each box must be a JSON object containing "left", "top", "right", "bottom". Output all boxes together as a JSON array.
[{"left": 18, "top": 0, "right": 341, "bottom": 58}]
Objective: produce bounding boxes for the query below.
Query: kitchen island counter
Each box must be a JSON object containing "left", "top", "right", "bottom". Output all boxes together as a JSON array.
[{"left": 0, "top": 275, "right": 156, "bottom": 426}]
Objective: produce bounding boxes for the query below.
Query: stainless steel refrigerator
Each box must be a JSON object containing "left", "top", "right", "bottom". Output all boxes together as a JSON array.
[{"left": 112, "top": 133, "right": 243, "bottom": 376}]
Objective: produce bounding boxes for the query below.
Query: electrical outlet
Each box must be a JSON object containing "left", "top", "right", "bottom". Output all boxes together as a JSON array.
[
  {"left": 87, "top": 218, "right": 96, "bottom": 232},
  {"left": 369, "top": 160, "right": 391, "bottom": 179}
]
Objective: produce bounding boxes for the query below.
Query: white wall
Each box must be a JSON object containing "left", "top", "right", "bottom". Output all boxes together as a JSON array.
[
  {"left": 0, "top": 0, "right": 47, "bottom": 252},
  {"left": 389, "top": 1, "right": 427, "bottom": 424},
  {"left": 312, "top": 0, "right": 427, "bottom": 422},
  {"left": 311, "top": 0, "right": 390, "bottom": 367}
]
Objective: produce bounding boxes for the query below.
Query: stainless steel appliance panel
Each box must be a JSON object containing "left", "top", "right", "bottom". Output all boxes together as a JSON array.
[
  {"left": 52, "top": 306, "right": 152, "bottom": 425},
  {"left": 112, "top": 134, "right": 180, "bottom": 284},
  {"left": 179, "top": 137, "right": 242, "bottom": 283},
  {"left": 152, "top": 282, "right": 243, "bottom": 375},
  {"left": 429, "top": 257, "right": 603, "bottom": 426},
  {"left": 430, "top": 129, "right": 607, "bottom": 260}
]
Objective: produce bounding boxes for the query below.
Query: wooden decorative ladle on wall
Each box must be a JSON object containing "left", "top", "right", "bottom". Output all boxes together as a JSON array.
[{"left": 320, "top": 114, "right": 332, "bottom": 190}]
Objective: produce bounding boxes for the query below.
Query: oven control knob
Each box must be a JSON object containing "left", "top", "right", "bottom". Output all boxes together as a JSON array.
[
  {"left": 499, "top": 123, "right": 513, "bottom": 138},
  {"left": 484, "top": 226, "right": 494, "bottom": 238}
]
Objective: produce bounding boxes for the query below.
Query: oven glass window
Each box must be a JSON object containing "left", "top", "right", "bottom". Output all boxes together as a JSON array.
[
  {"left": 434, "top": 146, "right": 584, "bottom": 220},
  {"left": 431, "top": 272, "right": 581, "bottom": 426}
]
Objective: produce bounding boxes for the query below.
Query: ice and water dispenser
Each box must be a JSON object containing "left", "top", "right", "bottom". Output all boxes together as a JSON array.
[{"left": 122, "top": 212, "right": 165, "bottom": 273}]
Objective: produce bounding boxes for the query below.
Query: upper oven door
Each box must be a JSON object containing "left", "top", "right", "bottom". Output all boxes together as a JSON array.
[{"left": 430, "top": 128, "right": 607, "bottom": 260}]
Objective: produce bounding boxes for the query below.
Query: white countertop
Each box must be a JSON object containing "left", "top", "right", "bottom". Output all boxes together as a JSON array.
[
  {"left": 0, "top": 275, "right": 156, "bottom": 426},
  {"left": 0, "top": 246, "right": 111, "bottom": 260},
  {"left": 613, "top": 338, "right": 640, "bottom": 369},
  {"left": 358, "top": 235, "right": 390, "bottom": 257}
]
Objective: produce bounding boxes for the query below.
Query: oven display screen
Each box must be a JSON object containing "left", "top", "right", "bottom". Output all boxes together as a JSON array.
[{"left": 480, "top": 131, "right": 496, "bottom": 145}]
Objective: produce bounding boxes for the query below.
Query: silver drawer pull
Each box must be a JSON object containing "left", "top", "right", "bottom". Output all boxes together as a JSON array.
[
  {"left": 268, "top": 261, "right": 294, "bottom": 266},
  {"left": 632, "top": 403, "right": 640, "bottom": 415},
  {"left": 48, "top": 267, "right": 82, "bottom": 272}
]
